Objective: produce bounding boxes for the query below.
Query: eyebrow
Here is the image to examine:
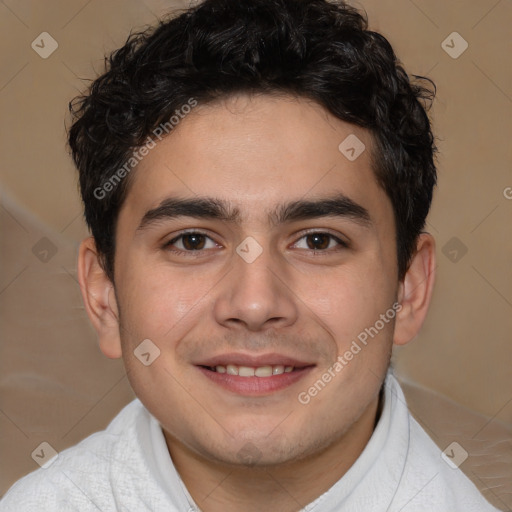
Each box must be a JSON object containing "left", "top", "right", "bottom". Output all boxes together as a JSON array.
[
  {"left": 136, "top": 193, "right": 372, "bottom": 232},
  {"left": 271, "top": 194, "right": 371, "bottom": 228},
  {"left": 137, "top": 197, "right": 242, "bottom": 232}
]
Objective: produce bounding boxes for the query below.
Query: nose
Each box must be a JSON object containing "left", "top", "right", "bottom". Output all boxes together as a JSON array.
[{"left": 212, "top": 242, "right": 299, "bottom": 332}]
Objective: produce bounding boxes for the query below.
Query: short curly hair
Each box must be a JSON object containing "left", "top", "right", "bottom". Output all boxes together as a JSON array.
[{"left": 68, "top": 0, "right": 436, "bottom": 282}]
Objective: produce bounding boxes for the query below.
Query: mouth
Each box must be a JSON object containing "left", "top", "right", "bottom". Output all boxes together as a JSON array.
[
  {"left": 195, "top": 354, "right": 315, "bottom": 396},
  {"left": 204, "top": 363, "right": 296, "bottom": 377}
]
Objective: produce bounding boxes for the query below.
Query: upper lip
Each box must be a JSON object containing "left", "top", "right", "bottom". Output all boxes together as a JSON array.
[{"left": 196, "top": 352, "right": 315, "bottom": 368}]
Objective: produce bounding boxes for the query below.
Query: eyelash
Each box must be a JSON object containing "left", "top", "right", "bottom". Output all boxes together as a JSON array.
[{"left": 162, "top": 229, "right": 349, "bottom": 257}]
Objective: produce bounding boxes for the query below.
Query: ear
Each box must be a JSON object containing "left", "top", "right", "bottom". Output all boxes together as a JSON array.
[
  {"left": 393, "top": 233, "right": 436, "bottom": 346},
  {"left": 77, "top": 237, "right": 122, "bottom": 359}
]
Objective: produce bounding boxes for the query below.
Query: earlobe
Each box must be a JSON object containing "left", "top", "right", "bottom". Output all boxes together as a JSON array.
[
  {"left": 393, "top": 233, "right": 436, "bottom": 346},
  {"left": 77, "top": 237, "right": 123, "bottom": 359}
]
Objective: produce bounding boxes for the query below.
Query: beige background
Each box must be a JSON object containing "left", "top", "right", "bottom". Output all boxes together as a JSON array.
[{"left": 1, "top": 0, "right": 511, "bottom": 508}]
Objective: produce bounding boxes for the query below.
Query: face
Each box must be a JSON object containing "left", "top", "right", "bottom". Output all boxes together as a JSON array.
[{"left": 107, "top": 94, "right": 401, "bottom": 466}]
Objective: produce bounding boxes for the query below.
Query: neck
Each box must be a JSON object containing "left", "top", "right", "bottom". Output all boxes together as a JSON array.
[{"left": 164, "top": 394, "right": 382, "bottom": 512}]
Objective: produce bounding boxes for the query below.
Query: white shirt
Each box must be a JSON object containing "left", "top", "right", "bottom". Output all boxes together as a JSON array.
[{"left": 0, "top": 370, "right": 500, "bottom": 511}]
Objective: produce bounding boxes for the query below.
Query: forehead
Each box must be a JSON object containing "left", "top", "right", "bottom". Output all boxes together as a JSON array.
[{"left": 118, "top": 94, "right": 392, "bottom": 227}]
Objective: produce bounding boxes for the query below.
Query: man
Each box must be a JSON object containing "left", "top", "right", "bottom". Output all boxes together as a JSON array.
[{"left": 0, "top": 0, "right": 500, "bottom": 510}]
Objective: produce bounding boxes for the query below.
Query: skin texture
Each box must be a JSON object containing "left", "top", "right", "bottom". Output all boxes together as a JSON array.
[{"left": 78, "top": 94, "right": 436, "bottom": 511}]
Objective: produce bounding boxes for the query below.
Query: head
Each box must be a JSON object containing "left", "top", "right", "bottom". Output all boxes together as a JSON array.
[{"left": 72, "top": 0, "right": 436, "bottom": 468}]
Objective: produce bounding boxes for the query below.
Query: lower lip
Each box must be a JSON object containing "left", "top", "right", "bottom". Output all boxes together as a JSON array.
[{"left": 197, "top": 366, "right": 314, "bottom": 396}]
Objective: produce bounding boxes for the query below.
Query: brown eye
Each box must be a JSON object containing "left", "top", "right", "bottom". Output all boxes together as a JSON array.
[
  {"left": 306, "top": 233, "right": 331, "bottom": 250},
  {"left": 181, "top": 233, "right": 207, "bottom": 250},
  {"left": 165, "top": 232, "right": 218, "bottom": 252},
  {"left": 294, "top": 232, "right": 347, "bottom": 251}
]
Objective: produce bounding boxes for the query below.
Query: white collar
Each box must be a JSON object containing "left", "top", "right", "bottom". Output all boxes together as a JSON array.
[{"left": 145, "top": 369, "right": 403, "bottom": 511}]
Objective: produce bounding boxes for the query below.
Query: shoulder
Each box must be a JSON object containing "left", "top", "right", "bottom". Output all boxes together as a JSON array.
[
  {"left": 0, "top": 399, "right": 145, "bottom": 512},
  {"left": 393, "top": 402, "right": 501, "bottom": 512}
]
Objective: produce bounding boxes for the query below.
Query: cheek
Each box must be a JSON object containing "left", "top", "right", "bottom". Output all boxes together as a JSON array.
[
  {"left": 294, "top": 262, "right": 396, "bottom": 345},
  {"left": 116, "top": 268, "right": 214, "bottom": 406},
  {"left": 116, "top": 262, "right": 218, "bottom": 347}
]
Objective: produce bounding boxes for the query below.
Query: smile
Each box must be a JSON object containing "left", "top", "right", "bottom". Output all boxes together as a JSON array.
[
  {"left": 197, "top": 357, "right": 315, "bottom": 396},
  {"left": 209, "top": 364, "right": 294, "bottom": 377}
]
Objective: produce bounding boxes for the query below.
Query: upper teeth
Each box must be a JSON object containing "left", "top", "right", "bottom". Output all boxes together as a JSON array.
[{"left": 214, "top": 364, "right": 294, "bottom": 377}]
